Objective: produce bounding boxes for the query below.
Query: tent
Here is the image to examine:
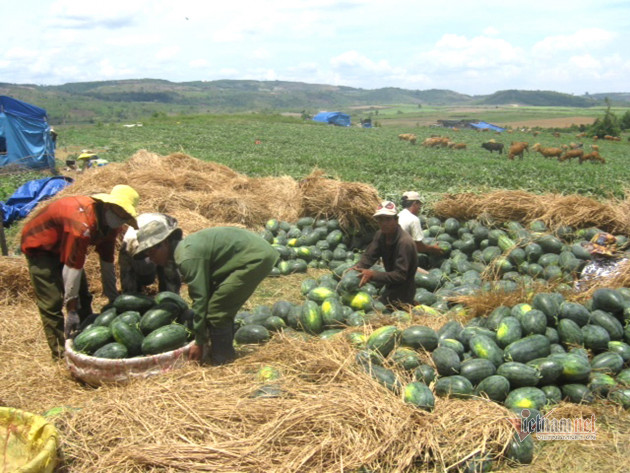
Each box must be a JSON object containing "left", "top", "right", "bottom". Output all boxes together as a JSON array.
[
  {"left": 312, "top": 111, "right": 351, "bottom": 127},
  {"left": 0, "top": 96, "right": 56, "bottom": 170},
  {"left": 469, "top": 121, "right": 505, "bottom": 133}
]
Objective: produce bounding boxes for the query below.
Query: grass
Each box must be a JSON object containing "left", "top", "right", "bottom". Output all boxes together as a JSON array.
[
  {"left": 2, "top": 107, "right": 630, "bottom": 209},
  {"left": 48, "top": 112, "right": 630, "bottom": 201}
]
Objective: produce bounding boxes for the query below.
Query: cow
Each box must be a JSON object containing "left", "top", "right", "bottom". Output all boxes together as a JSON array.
[
  {"left": 508, "top": 142, "right": 528, "bottom": 160},
  {"left": 580, "top": 151, "right": 606, "bottom": 164},
  {"left": 481, "top": 141, "right": 504, "bottom": 154},
  {"left": 532, "top": 143, "right": 563, "bottom": 159},
  {"left": 558, "top": 149, "right": 584, "bottom": 163},
  {"left": 398, "top": 133, "right": 417, "bottom": 145}
]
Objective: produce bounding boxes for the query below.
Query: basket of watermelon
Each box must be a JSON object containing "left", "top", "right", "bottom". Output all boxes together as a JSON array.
[{"left": 65, "top": 291, "right": 195, "bottom": 386}]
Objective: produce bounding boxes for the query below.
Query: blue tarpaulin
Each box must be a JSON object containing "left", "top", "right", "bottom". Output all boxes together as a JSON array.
[
  {"left": 469, "top": 121, "right": 505, "bottom": 133},
  {"left": 0, "top": 96, "right": 56, "bottom": 170},
  {"left": 312, "top": 111, "right": 351, "bottom": 127},
  {"left": 1, "top": 176, "right": 73, "bottom": 227}
]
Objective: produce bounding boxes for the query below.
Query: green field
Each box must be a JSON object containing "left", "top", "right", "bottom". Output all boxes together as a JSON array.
[{"left": 3, "top": 109, "right": 630, "bottom": 205}]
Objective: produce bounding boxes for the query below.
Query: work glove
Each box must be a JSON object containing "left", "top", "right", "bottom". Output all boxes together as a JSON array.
[{"left": 64, "top": 310, "right": 81, "bottom": 339}]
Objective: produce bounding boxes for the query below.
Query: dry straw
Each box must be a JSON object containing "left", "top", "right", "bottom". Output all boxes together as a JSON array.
[
  {"left": 53, "top": 334, "right": 516, "bottom": 473},
  {"left": 433, "top": 189, "right": 630, "bottom": 234}
]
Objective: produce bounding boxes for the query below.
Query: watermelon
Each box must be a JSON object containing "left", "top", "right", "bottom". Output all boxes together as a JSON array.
[
  {"left": 496, "top": 316, "right": 523, "bottom": 348},
  {"left": 400, "top": 325, "right": 438, "bottom": 351},
  {"left": 592, "top": 288, "right": 626, "bottom": 314},
  {"left": 434, "top": 375, "right": 473, "bottom": 399},
  {"left": 459, "top": 358, "right": 497, "bottom": 386},
  {"left": 475, "top": 375, "right": 510, "bottom": 402},
  {"left": 590, "top": 310, "right": 624, "bottom": 341},
  {"left": 139, "top": 304, "right": 179, "bottom": 335},
  {"left": 366, "top": 325, "right": 400, "bottom": 358},
  {"left": 504, "top": 335, "right": 551, "bottom": 363},
  {"left": 414, "top": 364, "right": 437, "bottom": 384},
  {"left": 299, "top": 301, "right": 323, "bottom": 334},
  {"left": 92, "top": 307, "right": 118, "bottom": 327},
  {"left": 581, "top": 324, "right": 610, "bottom": 352},
  {"left": 590, "top": 352, "right": 624, "bottom": 375},
  {"left": 402, "top": 382, "right": 435, "bottom": 411},
  {"left": 505, "top": 432, "right": 534, "bottom": 464},
  {"left": 113, "top": 293, "right": 156, "bottom": 314},
  {"left": 561, "top": 384, "right": 594, "bottom": 404},
  {"left": 432, "top": 346, "right": 461, "bottom": 376},
  {"left": 234, "top": 324, "right": 271, "bottom": 344},
  {"left": 469, "top": 334, "right": 503, "bottom": 367},
  {"left": 72, "top": 326, "right": 113, "bottom": 355},
  {"left": 93, "top": 342, "right": 128, "bottom": 359},
  {"left": 497, "top": 362, "right": 541, "bottom": 388},
  {"left": 504, "top": 387, "right": 547, "bottom": 410},
  {"left": 110, "top": 318, "right": 144, "bottom": 356},
  {"left": 320, "top": 298, "right": 346, "bottom": 327},
  {"left": 307, "top": 286, "right": 337, "bottom": 303},
  {"left": 139, "top": 324, "right": 189, "bottom": 355}
]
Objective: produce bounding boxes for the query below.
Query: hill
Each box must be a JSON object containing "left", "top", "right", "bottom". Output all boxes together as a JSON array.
[{"left": 0, "top": 79, "right": 626, "bottom": 124}]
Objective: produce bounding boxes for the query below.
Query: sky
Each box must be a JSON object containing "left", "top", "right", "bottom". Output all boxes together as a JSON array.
[{"left": 3, "top": 0, "right": 630, "bottom": 96}]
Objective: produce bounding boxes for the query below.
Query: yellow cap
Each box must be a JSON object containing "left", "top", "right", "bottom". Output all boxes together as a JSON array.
[{"left": 92, "top": 184, "right": 140, "bottom": 222}]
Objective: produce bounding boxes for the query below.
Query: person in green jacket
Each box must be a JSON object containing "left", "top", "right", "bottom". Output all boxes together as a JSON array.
[{"left": 134, "top": 219, "right": 279, "bottom": 365}]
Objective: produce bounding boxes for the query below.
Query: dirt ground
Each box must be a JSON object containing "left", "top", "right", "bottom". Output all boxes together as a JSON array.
[{"left": 503, "top": 116, "right": 596, "bottom": 129}]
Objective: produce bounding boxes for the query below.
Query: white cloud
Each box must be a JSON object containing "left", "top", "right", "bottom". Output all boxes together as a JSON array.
[
  {"left": 189, "top": 59, "right": 210, "bottom": 68},
  {"left": 155, "top": 47, "right": 180, "bottom": 60},
  {"left": 251, "top": 48, "right": 271, "bottom": 60},
  {"left": 532, "top": 28, "right": 615, "bottom": 57},
  {"left": 483, "top": 27, "right": 500, "bottom": 36}
]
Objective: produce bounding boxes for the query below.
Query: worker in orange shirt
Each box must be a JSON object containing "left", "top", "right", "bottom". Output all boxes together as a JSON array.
[{"left": 21, "top": 185, "right": 139, "bottom": 358}]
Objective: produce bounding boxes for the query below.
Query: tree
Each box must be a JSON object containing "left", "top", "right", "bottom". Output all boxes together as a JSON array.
[
  {"left": 588, "top": 98, "right": 621, "bottom": 137},
  {"left": 620, "top": 110, "right": 630, "bottom": 131}
]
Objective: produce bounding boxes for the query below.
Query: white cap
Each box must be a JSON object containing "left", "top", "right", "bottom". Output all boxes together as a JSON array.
[
  {"left": 373, "top": 201, "right": 397, "bottom": 217},
  {"left": 402, "top": 191, "right": 422, "bottom": 202}
]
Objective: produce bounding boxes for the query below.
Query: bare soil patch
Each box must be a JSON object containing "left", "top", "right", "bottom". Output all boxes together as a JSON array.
[{"left": 503, "top": 116, "right": 596, "bottom": 128}]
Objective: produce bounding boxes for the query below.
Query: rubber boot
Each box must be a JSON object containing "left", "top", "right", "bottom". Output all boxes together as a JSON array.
[{"left": 208, "top": 325, "right": 236, "bottom": 366}]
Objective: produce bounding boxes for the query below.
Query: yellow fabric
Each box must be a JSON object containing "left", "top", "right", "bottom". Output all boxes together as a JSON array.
[
  {"left": 91, "top": 184, "right": 140, "bottom": 219},
  {"left": 0, "top": 407, "right": 59, "bottom": 473}
]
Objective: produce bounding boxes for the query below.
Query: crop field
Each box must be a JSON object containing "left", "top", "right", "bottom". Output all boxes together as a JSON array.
[
  {"left": 44, "top": 112, "right": 630, "bottom": 204},
  {"left": 2, "top": 108, "right": 630, "bottom": 473}
]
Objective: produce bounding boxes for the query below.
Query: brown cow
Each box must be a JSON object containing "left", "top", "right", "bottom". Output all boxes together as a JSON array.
[
  {"left": 533, "top": 143, "right": 563, "bottom": 159},
  {"left": 558, "top": 149, "right": 584, "bottom": 162},
  {"left": 508, "top": 142, "right": 528, "bottom": 160},
  {"left": 580, "top": 151, "right": 606, "bottom": 164}
]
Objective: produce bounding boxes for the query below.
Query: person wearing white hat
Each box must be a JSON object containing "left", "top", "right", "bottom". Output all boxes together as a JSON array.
[
  {"left": 353, "top": 200, "right": 419, "bottom": 309},
  {"left": 399, "top": 191, "right": 442, "bottom": 257},
  {"left": 21, "top": 184, "right": 140, "bottom": 358},
  {"left": 133, "top": 223, "right": 279, "bottom": 366},
  {"left": 118, "top": 213, "right": 182, "bottom": 295}
]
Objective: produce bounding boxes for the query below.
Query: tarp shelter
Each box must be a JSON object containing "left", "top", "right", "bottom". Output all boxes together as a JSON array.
[
  {"left": 312, "top": 111, "right": 351, "bottom": 127},
  {"left": 469, "top": 121, "right": 505, "bottom": 133},
  {"left": 0, "top": 96, "right": 56, "bottom": 170}
]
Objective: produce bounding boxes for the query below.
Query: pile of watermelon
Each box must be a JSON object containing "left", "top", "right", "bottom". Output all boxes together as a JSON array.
[
  {"left": 262, "top": 217, "right": 371, "bottom": 275},
  {"left": 70, "top": 292, "right": 193, "bottom": 358},
  {"left": 237, "top": 216, "right": 630, "bottom": 415}
]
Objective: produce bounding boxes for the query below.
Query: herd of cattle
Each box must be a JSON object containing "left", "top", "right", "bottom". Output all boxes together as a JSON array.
[{"left": 398, "top": 132, "right": 614, "bottom": 164}]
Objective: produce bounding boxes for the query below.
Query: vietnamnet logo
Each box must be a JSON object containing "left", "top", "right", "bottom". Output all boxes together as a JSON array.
[{"left": 509, "top": 408, "right": 597, "bottom": 441}]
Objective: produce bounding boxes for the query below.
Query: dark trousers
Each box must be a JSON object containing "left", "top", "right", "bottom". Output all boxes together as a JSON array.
[{"left": 26, "top": 253, "right": 93, "bottom": 358}]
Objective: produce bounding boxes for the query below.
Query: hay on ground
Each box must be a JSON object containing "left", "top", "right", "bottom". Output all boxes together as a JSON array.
[
  {"left": 298, "top": 168, "right": 381, "bottom": 229},
  {"left": 433, "top": 189, "right": 630, "bottom": 234},
  {"left": 54, "top": 334, "right": 516, "bottom": 473}
]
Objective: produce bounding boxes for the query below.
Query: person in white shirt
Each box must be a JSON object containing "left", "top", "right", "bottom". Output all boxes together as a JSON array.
[{"left": 398, "top": 191, "right": 443, "bottom": 256}]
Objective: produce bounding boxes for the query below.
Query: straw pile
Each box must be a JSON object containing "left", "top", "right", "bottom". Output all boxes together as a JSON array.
[
  {"left": 433, "top": 190, "right": 630, "bottom": 234},
  {"left": 51, "top": 334, "right": 517, "bottom": 473},
  {"left": 298, "top": 168, "right": 381, "bottom": 229}
]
